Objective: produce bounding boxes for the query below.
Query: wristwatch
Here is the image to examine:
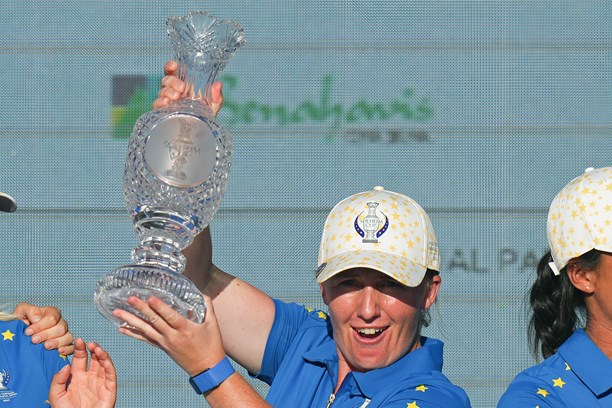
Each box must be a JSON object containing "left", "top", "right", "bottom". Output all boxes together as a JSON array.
[{"left": 189, "top": 356, "right": 236, "bottom": 394}]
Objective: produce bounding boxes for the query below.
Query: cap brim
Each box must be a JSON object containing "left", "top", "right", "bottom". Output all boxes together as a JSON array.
[
  {"left": 316, "top": 249, "right": 428, "bottom": 287},
  {"left": 0, "top": 193, "right": 17, "bottom": 213}
]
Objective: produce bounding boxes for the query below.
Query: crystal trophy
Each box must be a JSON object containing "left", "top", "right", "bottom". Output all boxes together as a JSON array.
[{"left": 94, "top": 11, "right": 245, "bottom": 325}]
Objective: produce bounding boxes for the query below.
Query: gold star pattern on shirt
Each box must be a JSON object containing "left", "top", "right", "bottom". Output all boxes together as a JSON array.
[
  {"left": 407, "top": 402, "right": 419, "bottom": 408},
  {"left": 564, "top": 362, "right": 571, "bottom": 371},
  {"left": 415, "top": 385, "right": 427, "bottom": 392},
  {"left": 552, "top": 377, "right": 565, "bottom": 388},
  {"left": 1, "top": 330, "right": 15, "bottom": 341},
  {"left": 536, "top": 388, "right": 549, "bottom": 397},
  {"left": 317, "top": 311, "right": 328, "bottom": 320}
]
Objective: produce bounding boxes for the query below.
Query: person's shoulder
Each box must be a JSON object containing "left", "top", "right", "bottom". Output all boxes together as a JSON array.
[
  {"left": 497, "top": 355, "right": 566, "bottom": 408},
  {"left": 273, "top": 299, "right": 329, "bottom": 326},
  {"left": 385, "top": 376, "right": 471, "bottom": 408},
  {"left": 0, "top": 319, "right": 28, "bottom": 341},
  {"left": 304, "top": 307, "right": 330, "bottom": 323}
]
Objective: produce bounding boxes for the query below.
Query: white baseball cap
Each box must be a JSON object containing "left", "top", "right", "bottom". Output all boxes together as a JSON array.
[
  {"left": 316, "top": 186, "right": 440, "bottom": 287},
  {"left": 0, "top": 192, "right": 17, "bottom": 213},
  {"left": 547, "top": 167, "right": 612, "bottom": 274}
]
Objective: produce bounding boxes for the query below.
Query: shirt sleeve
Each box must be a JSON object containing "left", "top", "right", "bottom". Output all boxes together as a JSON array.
[
  {"left": 254, "top": 299, "right": 311, "bottom": 385},
  {"left": 40, "top": 343, "right": 70, "bottom": 384},
  {"left": 18, "top": 321, "right": 70, "bottom": 385},
  {"left": 373, "top": 380, "right": 472, "bottom": 408},
  {"left": 497, "top": 378, "right": 557, "bottom": 408}
]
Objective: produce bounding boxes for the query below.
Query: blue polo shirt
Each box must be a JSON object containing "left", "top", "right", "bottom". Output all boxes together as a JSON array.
[
  {"left": 0, "top": 320, "right": 69, "bottom": 407},
  {"left": 254, "top": 299, "right": 471, "bottom": 407},
  {"left": 498, "top": 329, "right": 612, "bottom": 407}
]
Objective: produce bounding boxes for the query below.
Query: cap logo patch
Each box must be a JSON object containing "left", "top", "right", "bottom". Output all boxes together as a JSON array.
[{"left": 354, "top": 202, "right": 389, "bottom": 243}]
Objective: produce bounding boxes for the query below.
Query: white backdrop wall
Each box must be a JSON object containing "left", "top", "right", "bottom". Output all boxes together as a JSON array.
[{"left": 1, "top": 1, "right": 611, "bottom": 406}]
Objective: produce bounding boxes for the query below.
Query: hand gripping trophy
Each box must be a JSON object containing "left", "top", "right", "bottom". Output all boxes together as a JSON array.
[{"left": 95, "top": 11, "right": 245, "bottom": 325}]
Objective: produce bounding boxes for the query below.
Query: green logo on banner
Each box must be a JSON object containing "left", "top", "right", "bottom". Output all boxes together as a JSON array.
[{"left": 111, "top": 74, "right": 433, "bottom": 141}]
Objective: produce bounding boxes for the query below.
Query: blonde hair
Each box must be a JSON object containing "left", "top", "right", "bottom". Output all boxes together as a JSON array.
[{"left": 0, "top": 306, "right": 16, "bottom": 322}]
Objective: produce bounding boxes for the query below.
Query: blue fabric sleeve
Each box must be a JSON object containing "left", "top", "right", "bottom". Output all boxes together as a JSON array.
[
  {"left": 254, "top": 299, "right": 311, "bottom": 385},
  {"left": 497, "top": 379, "right": 556, "bottom": 408},
  {"left": 18, "top": 321, "right": 70, "bottom": 385}
]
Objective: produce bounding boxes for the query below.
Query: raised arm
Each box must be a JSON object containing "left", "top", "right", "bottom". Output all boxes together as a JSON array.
[
  {"left": 156, "top": 62, "right": 276, "bottom": 374},
  {"left": 183, "top": 228, "right": 275, "bottom": 374}
]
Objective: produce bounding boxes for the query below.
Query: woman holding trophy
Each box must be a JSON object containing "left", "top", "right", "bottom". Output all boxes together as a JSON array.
[{"left": 114, "top": 65, "right": 470, "bottom": 407}]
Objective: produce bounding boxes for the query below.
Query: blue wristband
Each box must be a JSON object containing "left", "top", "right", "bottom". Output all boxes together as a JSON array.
[{"left": 189, "top": 356, "right": 236, "bottom": 394}]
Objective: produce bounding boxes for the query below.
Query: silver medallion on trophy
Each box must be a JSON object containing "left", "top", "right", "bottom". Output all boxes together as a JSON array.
[{"left": 95, "top": 11, "right": 245, "bottom": 325}]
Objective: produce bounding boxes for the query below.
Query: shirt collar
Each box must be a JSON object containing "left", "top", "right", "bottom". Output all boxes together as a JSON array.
[
  {"left": 558, "top": 328, "right": 612, "bottom": 397},
  {"left": 302, "top": 337, "right": 444, "bottom": 398}
]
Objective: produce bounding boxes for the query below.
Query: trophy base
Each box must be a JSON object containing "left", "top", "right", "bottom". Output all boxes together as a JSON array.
[{"left": 94, "top": 264, "right": 206, "bottom": 326}]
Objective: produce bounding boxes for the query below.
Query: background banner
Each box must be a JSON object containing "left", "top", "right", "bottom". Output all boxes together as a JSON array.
[{"left": 1, "top": 1, "right": 611, "bottom": 406}]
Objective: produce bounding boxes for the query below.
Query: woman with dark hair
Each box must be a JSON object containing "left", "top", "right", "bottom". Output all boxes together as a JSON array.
[{"left": 498, "top": 167, "right": 612, "bottom": 407}]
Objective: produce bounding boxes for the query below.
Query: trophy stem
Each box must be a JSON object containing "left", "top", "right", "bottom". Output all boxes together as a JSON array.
[
  {"left": 132, "top": 236, "right": 186, "bottom": 274},
  {"left": 132, "top": 205, "right": 197, "bottom": 250}
]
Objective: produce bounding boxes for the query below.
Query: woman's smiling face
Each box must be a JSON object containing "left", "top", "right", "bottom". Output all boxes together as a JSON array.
[{"left": 321, "top": 267, "right": 440, "bottom": 373}]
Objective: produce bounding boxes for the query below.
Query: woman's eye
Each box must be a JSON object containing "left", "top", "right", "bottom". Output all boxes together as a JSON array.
[
  {"left": 381, "top": 280, "right": 400, "bottom": 288},
  {"left": 339, "top": 279, "right": 358, "bottom": 287}
]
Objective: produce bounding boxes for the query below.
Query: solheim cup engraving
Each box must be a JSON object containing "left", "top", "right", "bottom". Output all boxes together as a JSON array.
[{"left": 94, "top": 11, "right": 245, "bottom": 325}]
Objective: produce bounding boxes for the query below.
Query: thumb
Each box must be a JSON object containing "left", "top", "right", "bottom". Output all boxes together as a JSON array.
[
  {"left": 48, "top": 365, "right": 71, "bottom": 402},
  {"left": 211, "top": 82, "right": 224, "bottom": 118}
]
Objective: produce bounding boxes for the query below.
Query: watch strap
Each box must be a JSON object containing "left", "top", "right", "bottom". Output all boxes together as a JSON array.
[{"left": 189, "top": 356, "right": 236, "bottom": 394}]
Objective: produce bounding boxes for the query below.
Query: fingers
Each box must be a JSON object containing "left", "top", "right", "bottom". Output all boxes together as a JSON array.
[
  {"left": 164, "top": 60, "right": 179, "bottom": 76},
  {"left": 13, "top": 302, "right": 43, "bottom": 326},
  {"left": 48, "top": 364, "right": 71, "bottom": 403},
  {"left": 88, "top": 342, "right": 118, "bottom": 390},
  {"left": 124, "top": 296, "right": 176, "bottom": 332},
  {"left": 113, "top": 300, "right": 164, "bottom": 346},
  {"left": 30, "top": 320, "right": 71, "bottom": 350},
  {"left": 85, "top": 341, "right": 103, "bottom": 373},
  {"left": 57, "top": 338, "right": 75, "bottom": 357},
  {"left": 44, "top": 330, "right": 74, "bottom": 353},
  {"left": 19, "top": 305, "right": 73, "bottom": 351},
  {"left": 112, "top": 301, "right": 151, "bottom": 331},
  {"left": 114, "top": 296, "right": 190, "bottom": 352},
  {"left": 153, "top": 60, "right": 184, "bottom": 109},
  {"left": 160, "top": 74, "right": 186, "bottom": 92},
  {"left": 210, "top": 82, "right": 224, "bottom": 118},
  {"left": 148, "top": 296, "right": 186, "bottom": 330},
  {"left": 202, "top": 294, "right": 215, "bottom": 320},
  {"left": 117, "top": 324, "right": 157, "bottom": 346},
  {"left": 71, "top": 338, "right": 88, "bottom": 373},
  {"left": 153, "top": 75, "right": 186, "bottom": 108}
]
